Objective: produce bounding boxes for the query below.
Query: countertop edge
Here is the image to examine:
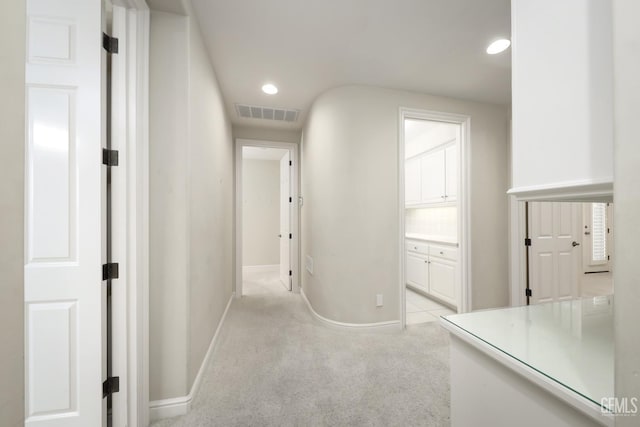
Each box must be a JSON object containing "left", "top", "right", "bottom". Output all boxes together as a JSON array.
[
  {"left": 439, "top": 317, "right": 614, "bottom": 427},
  {"left": 405, "top": 234, "right": 458, "bottom": 246}
]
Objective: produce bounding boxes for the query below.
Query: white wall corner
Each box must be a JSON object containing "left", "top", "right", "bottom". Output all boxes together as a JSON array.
[{"left": 149, "top": 293, "right": 234, "bottom": 421}]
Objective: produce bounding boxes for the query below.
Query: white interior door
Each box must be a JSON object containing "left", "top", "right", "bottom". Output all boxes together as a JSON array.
[
  {"left": 25, "top": 0, "right": 104, "bottom": 426},
  {"left": 528, "top": 202, "right": 581, "bottom": 304},
  {"left": 279, "top": 151, "right": 291, "bottom": 290}
]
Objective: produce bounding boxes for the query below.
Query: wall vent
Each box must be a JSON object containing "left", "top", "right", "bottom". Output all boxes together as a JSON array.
[{"left": 235, "top": 104, "right": 300, "bottom": 122}]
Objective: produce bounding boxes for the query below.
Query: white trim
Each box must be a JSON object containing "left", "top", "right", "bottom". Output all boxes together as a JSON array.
[
  {"left": 242, "top": 264, "right": 279, "bottom": 274},
  {"left": 441, "top": 319, "right": 614, "bottom": 426},
  {"left": 235, "top": 139, "right": 300, "bottom": 297},
  {"left": 398, "top": 108, "right": 472, "bottom": 330},
  {"left": 508, "top": 196, "right": 527, "bottom": 307},
  {"left": 508, "top": 179, "right": 613, "bottom": 202},
  {"left": 301, "top": 289, "right": 401, "bottom": 332},
  {"left": 149, "top": 293, "right": 234, "bottom": 421},
  {"left": 108, "top": 2, "right": 150, "bottom": 427}
]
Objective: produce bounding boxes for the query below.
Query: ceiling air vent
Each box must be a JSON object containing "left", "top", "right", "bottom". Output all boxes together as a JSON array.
[{"left": 235, "top": 104, "right": 300, "bottom": 122}]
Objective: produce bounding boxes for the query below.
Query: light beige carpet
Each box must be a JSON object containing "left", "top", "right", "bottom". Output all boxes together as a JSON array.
[{"left": 152, "top": 281, "right": 450, "bottom": 427}]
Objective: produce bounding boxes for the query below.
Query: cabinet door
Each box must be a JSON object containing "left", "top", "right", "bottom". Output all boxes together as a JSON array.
[
  {"left": 429, "top": 258, "right": 457, "bottom": 307},
  {"left": 445, "top": 144, "right": 458, "bottom": 202},
  {"left": 405, "top": 157, "right": 421, "bottom": 205},
  {"left": 406, "top": 251, "right": 428, "bottom": 292},
  {"left": 420, "top": 149, "right": 445, "bottom": 203}
]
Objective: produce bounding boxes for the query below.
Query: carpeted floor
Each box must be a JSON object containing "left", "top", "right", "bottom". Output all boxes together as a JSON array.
[{"left": 152, "top": 273, "right": 451, "bottom": 426}]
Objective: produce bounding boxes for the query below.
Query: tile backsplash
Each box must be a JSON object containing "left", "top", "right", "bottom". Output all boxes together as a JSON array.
[{"left": 406, "top": 206, "right": 457, "bottom": 239}]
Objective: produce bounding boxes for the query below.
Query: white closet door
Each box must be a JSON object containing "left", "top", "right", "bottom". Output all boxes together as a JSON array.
[
  {"left": 420, "top": 149, "right": 445, "bottom": 203},
  {"left": 25, "top": 0, "right": 104, "bottom": 425}
]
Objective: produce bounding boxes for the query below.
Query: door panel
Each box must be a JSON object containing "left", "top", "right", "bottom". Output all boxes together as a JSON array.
[
  {"left": 25, "top": 0, "right": 103, "bottom": 425},
  {"left": 529, "top": 202, "right": 581, "bottom": 304},
  {"left": 420, "top": 150, "right": 445, "bottom": 203},
  {"left": 406, "top": 252, "right": 428, "bottom": 292},
  {"left": 279, "top": 151, "right": 291, "bottom": 290},
  {"left": 429, "top": 258, "right": 456, "bottom": 305},
  {"left": 405, "top": 157, "right": 421, "bottom": 205},
  {"left": 444, "top": 144, "right": 458, "bottom": 202}
]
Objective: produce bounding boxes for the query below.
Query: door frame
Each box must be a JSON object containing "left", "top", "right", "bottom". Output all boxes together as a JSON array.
[
  {"left": 235, "top": 139, "right": 300, "bottom": 297},
  {"left": 110, "top": 1, "right": 150, "bottom": 426},
  {"left": 398, "top": 108, "right": 472, "bottom": 328}
]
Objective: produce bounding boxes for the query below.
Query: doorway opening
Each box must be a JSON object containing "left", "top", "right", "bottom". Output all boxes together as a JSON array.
[
  {"left": 520, "top": 201, "right": 614, "bottom": 305},
  {"left": 399, "top": 109, "right": 471, "bottom": 328},
  {"left": 235, "top": 139, "right": 299, "bottom": 297}
]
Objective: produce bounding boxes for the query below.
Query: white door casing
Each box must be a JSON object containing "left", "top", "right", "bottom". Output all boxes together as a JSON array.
[
  {"left": 279, "top": 151, "right": 291, "bottom": 290},
  {"left": 404, "top": 157, "right": 421, "bottom": 205},
  {"left": 528, "top": 202, "right": 582, "bottom": 304},
  {"left": 25, "top": 0, "right": 104, "bottom": 425}
]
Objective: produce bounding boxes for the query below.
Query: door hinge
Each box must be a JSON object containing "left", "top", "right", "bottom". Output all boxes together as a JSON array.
[
  {"left": 289, "top": 160, "right": 292, "bottom": 166},
  {"left": 102, "top": 376, "right": 120, "bottom": 398},
  {"left": 289, "top": 270, "right": 292, "bottom": 276},
  {"left": 102, "top": 148, "right": 119, "bottom": 166},
  {"left": 102, "top": 32, "right": 119, "bottom": 54},
  {"left": 607, "top": 255, "right": 610, "bottom": 260},
  {"left": 289, "top": 197, "right": 292, "bottom": 203},
  {"left": 525, "top": 288, "right": 532, "bottom": 297},
  {"left": 289, "top": 233, "right": 292, "bottom": 239},
  {"left": 102, "top": 263, "right": 119, "bottom": 281},
  {"left": 524, "top": 238, "right": 532, "bottom": 247}
]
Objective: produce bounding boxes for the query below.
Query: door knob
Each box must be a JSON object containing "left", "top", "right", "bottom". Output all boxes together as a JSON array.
[{"left": 572, "top": 241, "right": 580, "bottom": 247}]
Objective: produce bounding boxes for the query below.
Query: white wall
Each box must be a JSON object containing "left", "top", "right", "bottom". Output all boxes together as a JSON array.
[
  {"left": 612, "top": 0, "right": 640, "bottom": 424},
  {"left": 149, "top": 3, "right": 233, "bottom": 402},
  {"left": 233, "top": 125, "right": 301, "bottom": 144},
  {"left": 0, "top": 1, "right": 25, "bottom": 425},
  {"left": 301, "top": 85, "right": 509, "bottom": 324},
  {"left": 242, "top": 159, "right": 280, "bottom": 266},
  {"left": 186, "top": 4, "right": 234, "bottom": 390},
  {"left": 511, "top": 0, "right": 613, "bottom": 193}
]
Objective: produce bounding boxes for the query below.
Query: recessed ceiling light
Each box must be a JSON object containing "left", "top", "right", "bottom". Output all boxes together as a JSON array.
[
  {"left": 262, "top": 83, "right": 278, "bottom": 95},
  {"left": 486, "top": 39, "right": 511, "bottom": 55}
]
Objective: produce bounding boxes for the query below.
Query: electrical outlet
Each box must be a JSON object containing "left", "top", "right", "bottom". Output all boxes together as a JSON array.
[{"left": 376, "top": 294, "right": 383, "bottom": 307}]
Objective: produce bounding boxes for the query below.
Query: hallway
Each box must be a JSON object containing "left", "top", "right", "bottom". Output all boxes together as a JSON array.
[{"left": 153, "top": 271, "right": 451, "bottom": 426}]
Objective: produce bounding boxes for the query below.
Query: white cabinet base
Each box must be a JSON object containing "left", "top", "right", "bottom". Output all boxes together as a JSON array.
[{"left": 448, "top": 335, "right": 611, "bottom": 427}]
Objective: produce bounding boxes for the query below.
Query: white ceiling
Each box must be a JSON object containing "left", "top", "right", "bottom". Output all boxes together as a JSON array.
[
  {"left": 243, "top": 146, "right": 289, "bottom": 161},
  {"left": 191, "top": 0, "right": 511, "bottom": 131}
]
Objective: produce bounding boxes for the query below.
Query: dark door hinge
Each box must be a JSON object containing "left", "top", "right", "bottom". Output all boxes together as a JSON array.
[
  {"left": 289, "top": 197, "right": 292, "bottom": 203},
  {"left": 289, "top": 160, "right": 292, "bottom": 166},
  {"left": 289, "top": 270, "right": 292, "bottom": 276},
  {"left": 102, "top": 263, "right": 119, "bottom": 281},
  {"left": 103, "top": 33, "right": 119, "bottom": 54},
  {"left": 525, "top": 288, "right": 532, "bottom": 297},
  {"left": 102, "top": 148, "right": 119, "bottom": 166},
  {"left": 524, "top": 238, "right": 532, "bottom": 247},
  {"left": 289, "top": 233, "right": 292, "bottom": 239},
  {"left": 102, "top": 376, "right": 120, "bottom": 398}
]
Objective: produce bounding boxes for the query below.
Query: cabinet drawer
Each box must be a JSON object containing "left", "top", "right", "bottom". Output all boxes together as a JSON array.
[
  {"left": 429, "top": 245, "right": 457, "bottom": 261},
  {"left": 406, "top": 241, "right": 429, "bottom": 255}
]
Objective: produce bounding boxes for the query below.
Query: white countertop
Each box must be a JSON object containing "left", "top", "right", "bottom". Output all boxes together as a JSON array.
[
  {"left": 440, "top": 296, "right": 614, "bottom": 412},
  {"left": 405, "top": 233, "right": 458, "bottom": 246}
]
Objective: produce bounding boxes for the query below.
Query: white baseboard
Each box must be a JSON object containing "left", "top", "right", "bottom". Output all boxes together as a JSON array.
[
  {"left": 300, "top": 288, "right": 401, "bottom": 332},
  {"left": 149, "top": 293, "right": 235, "bottom": 421},
  {"left": 242, "top": 264, "right": 279, "bottom": 274}
]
